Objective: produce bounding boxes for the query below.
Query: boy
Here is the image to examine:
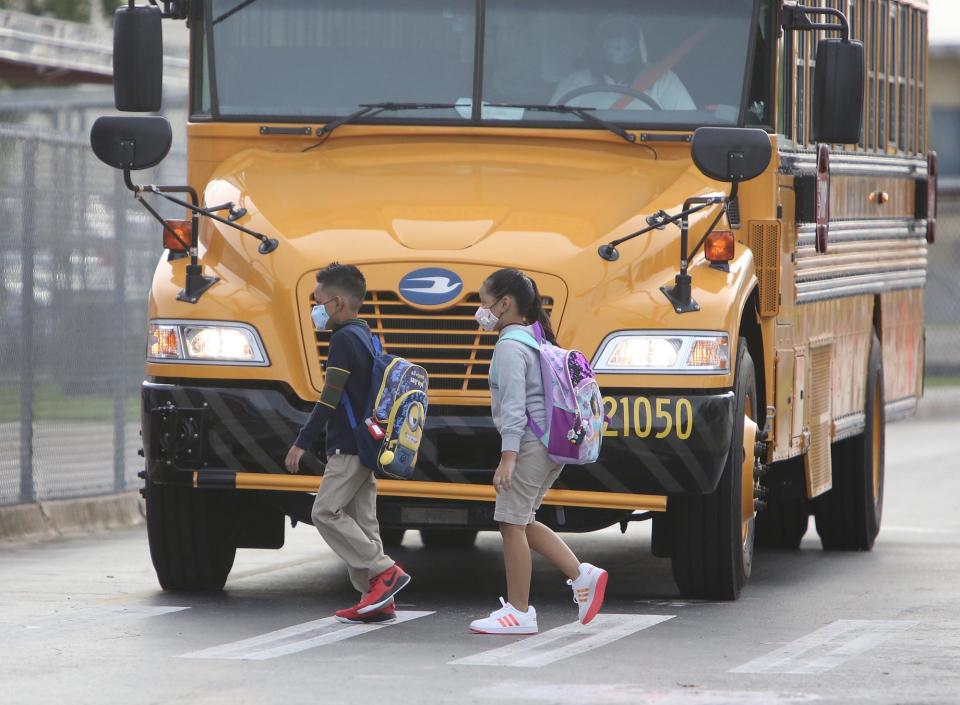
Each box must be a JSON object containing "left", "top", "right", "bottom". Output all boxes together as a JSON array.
[{"left": 285, "top": 262, "right": 410, "bottom": 624}]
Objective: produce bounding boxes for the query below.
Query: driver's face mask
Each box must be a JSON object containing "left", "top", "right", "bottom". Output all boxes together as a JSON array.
[{"left": 602, "top": 37, "right": 635, "bottom": 66}]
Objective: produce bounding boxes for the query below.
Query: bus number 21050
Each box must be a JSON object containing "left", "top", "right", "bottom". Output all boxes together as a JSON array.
[{"left": 602, "top": 396, "right": 694, "bottom": 440}]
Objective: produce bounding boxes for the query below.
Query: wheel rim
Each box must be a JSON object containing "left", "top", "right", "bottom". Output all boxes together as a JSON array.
[
  {"left": 741, "top": 398, "right": 758, "bottom": 551},
  {"left": 871, "top": 375, "right": 882, "bottom": 504}
]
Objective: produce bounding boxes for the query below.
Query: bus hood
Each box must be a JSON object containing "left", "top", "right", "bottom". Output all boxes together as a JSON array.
[{"left": 201, "top": 134, "right": 720, "bottom": 271}]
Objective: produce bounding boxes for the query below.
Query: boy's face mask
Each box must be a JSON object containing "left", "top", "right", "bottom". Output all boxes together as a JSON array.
[{"left": 311, "top": 297, "right": 339, "bottom": 330}]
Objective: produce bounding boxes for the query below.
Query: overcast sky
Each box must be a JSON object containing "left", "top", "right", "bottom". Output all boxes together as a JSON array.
[{"left": 929, "top": 0, "right": 960, "bottom": 44}]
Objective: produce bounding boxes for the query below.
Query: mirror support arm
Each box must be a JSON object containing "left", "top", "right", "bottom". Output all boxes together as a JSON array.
[
  {"left": 146, "top": 188, "right": 279, "bottom": 254},
  {"left": 145, "top": 0, "right": 189, "bottom": 20},
  {"left": 782, "top": 4, "right": 850, "bottom": 42},
  {"left": 660, "top": 191, "right": 728, "bottom": 314},
  {"left": 122, "top": 169, "right": 218, "bottom": 303},
  {"left": 121, "top": 169, "right": 279, "bottom": 253},
  {"left": 598, "top": 200, "right": 717, "bottom": 261},
  {"left": 688, "top": 181, "right": 736, "bottom": 262}
]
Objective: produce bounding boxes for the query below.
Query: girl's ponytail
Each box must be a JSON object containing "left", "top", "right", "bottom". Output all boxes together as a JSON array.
[
  {"left": 484, "top": 268, "right": 557, "bottom": 345},
  {"left": 525, "top": 277, "right": 557, "bottom": 345}
]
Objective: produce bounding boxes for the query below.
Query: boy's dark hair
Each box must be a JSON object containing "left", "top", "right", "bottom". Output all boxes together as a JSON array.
[
  {"left": 484, "top": 268, "right": 557, "bottom": 345},
  {"left": 316, "top": 262, "right": 366, "bottom": 305}
]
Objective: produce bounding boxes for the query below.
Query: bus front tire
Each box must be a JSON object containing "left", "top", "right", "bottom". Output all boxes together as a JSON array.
[
  {"left": 669, "top": 338, "right": 757, "bottom": 601},
  {"left": 813, "top": 331, "right": 885, "bottom": 551},
  {"left": 145, "top": 482, "right": 237, "bottom": 591}
]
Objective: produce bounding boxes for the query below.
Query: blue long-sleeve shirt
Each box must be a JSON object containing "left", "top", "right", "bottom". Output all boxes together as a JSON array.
[{"left": 295, "top": 319, "right": 374, "bottom": 456}]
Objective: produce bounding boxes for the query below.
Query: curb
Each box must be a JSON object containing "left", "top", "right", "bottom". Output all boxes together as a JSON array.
[
  {"left": 914, "top": 386, "right": 960, "bottom": 420},
  {"left": 0, "top": 491, "right": 145, "bottom": 544}
]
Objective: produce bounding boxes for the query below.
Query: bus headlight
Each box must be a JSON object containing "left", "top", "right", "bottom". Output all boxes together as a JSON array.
[
  {"left": 148, "top": 321, "right": 269, "bottom": 365},
  {"left": 593, "top": 332, "right": 729, "bottom": 374}
]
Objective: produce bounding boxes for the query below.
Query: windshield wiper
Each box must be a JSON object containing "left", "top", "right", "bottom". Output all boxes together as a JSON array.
[
  {"left": 213, "top": 0, "right": 261, "bottom": 25},
  {"left": 484, "top": 103, "right": 638, "bottom": 144},
  {"left": 303, "top": 102, "right": 459, "bottom": 151}
]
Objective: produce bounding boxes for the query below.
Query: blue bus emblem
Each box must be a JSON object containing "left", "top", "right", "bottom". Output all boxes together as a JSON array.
[{"left": 399, "top": 268, "right": 464, "bottom": 306}]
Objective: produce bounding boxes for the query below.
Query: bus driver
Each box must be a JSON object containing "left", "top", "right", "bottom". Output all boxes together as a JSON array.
[{"left": 550, "top": 15, "right": 696, "bottom": 112}]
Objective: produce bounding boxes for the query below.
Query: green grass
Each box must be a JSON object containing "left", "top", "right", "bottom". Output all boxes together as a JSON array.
[
  {"left": 926, "top": 376, "right": 960, "bottom": 388},
  {"left": 0, "top": 384, "right": 140, "bottom": 423}
]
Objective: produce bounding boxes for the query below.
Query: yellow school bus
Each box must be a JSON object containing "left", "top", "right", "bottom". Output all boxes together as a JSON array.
[{"left": 91, "top": 0, "right": 933, "bottom": 599}]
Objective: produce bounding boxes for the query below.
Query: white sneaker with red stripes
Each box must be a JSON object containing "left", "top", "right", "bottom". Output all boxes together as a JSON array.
[
  {"left": 567, "top": 562, "right": 608, "bottom": 625},
  {"left": 469, "top": 597, "right": 538, "bottom": 635}
]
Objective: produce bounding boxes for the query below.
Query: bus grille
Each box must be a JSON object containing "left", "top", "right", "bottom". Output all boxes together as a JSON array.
[{"left": 310, "top": 291, "right": 553, "bottom": 392}]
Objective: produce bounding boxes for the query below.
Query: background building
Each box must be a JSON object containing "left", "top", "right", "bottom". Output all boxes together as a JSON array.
[{"left": 927, "top": 39, "right": 960, "bottom": 376}]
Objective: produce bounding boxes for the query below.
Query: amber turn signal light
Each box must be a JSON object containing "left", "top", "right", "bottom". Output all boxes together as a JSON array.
[
  {"left": 163, "top": 219, "right": 191, "bottom": 252},
  {"left": 705, "top": 230, "right": 735, "bottom": 263}
]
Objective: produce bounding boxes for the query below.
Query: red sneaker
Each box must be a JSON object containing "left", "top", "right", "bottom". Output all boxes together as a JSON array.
[
  {"left": 356, "top": 564, "right": 411, "bottom": 614},
  {"left": 335, "top": 601, "right": 396, "bottom": 624}
]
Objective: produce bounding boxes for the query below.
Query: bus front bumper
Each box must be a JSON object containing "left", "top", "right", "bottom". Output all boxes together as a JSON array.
[{"left": 143, "top": 381, "right": 736, "bottom": 501}]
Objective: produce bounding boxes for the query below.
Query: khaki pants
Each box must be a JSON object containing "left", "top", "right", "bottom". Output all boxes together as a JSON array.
[{"left": 312, "top": 454, "right": 395, "bottom": 594}]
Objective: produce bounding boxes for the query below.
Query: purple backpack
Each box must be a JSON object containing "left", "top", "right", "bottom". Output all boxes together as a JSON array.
[{"left": 494, "top": 322, "right": 605, "bottom": 465}]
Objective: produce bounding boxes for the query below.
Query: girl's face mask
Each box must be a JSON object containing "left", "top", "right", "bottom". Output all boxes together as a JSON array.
[{"left": 474, "top": 305, "right": 499, "bottom": 331}]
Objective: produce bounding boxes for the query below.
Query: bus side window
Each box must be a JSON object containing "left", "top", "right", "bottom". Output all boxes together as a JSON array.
[{"left": 746, "top": 0, "right": 773, "bottom": 127}]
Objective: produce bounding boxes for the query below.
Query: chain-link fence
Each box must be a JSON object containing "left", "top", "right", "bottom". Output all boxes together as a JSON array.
[{"left": 0, "top": 87, "right": 185, "bottom": 507}]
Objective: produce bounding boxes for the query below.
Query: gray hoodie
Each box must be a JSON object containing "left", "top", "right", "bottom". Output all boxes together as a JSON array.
[{"left": 490, "top": 324, "right": 548, "bottom": 453}]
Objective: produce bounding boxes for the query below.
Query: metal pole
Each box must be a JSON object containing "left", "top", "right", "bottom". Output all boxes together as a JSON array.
[
  {"left": 19, "top": 138, "right": 36, "bottom": 504},
  {"left": 113, "top": 167, "right": 127, "bottom": 492},
  {"left": 79, "top": 109, "right": 88, "bottom": 290}
]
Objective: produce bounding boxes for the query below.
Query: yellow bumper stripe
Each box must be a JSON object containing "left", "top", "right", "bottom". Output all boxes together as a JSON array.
[{"left": 231, "top": 472, "right": 667, "bottom": 512}]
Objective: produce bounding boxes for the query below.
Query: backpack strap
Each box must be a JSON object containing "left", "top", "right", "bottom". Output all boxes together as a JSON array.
[
  {"left": 530, "top": 320, "right": 546, "bottom": 345},
  {"left": 490, "top": 327, "right": 539, "bottom": 378},
  {"left": 339, "top": 323, "right": 380, "bottom": 358},
  {"left": 497, "top": 327, "right": 540, "bottom": 351},
  {"left": 494, "top": 327, "right": 548, "bottom": 443},
  {"left": 335, "top": 324, "right": 382, "bottom": 430}
]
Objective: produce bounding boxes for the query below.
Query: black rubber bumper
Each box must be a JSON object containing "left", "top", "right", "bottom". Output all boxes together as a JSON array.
[{"left": 143, "top": 381, "right": 736, "bottom": 496}]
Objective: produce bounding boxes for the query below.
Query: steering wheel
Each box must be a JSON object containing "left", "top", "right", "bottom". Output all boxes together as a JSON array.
[{"left": 554, "top": 84, "right": 663, "bottom": 111}]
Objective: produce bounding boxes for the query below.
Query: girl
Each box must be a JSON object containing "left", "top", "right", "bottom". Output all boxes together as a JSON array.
[{"left": 469, "top": 268, "right": 607, "bottom": 635}]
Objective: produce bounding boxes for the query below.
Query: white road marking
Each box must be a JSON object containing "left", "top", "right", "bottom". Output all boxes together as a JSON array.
[
  {"left": 882, "top": 525, "right": 953, "bottom": 534},
  {"left": 1, "top": 605, "right": 189, "bottom": 640},
  {"left": 471, "top": 683, "right": 820, "bottom": 704},
  {"left": 730, "top": 619, "right": 918, "bottom": 674},
  {"left": 180, "top": 610, "right": 433, "bottom": 661},
  {"left": 450, "top": 614, "right": 674, "bottom": 668}
]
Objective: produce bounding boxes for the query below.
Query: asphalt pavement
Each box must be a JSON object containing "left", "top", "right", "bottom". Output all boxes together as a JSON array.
[{"left": 2, "top": 417, "right": 959, "bottom": 705}]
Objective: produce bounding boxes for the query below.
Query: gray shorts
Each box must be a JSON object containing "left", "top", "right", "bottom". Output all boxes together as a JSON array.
[{"left": 493, "top": 438, "right": 564, "bottom": 525}]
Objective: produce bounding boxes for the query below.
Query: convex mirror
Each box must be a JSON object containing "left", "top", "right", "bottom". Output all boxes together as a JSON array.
[
  {"left": 691, "top": 127, "right": 772, "bottom": 183},
  {"left": 90, "top": 116, "right": 172, "bottom": 170}
]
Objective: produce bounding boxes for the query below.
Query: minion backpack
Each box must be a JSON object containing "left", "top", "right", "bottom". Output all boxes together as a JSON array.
[{"left": 340, "top": 327, "right": 429, "bottom": 479}]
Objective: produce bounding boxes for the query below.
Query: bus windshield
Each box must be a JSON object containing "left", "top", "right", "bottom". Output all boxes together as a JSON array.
[{"left": 200, "top": 0, "right": 765, "bottom": 128}]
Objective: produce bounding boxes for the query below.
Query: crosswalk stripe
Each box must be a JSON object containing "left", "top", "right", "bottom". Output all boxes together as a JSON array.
[
  {"left": 179, "top": 610, "right": 434, "bottom": 661},
  {"left": 450, "top": 614, "right": 674, "bottom": 668},
  {"left": 2, "top": 605, "right": 189, "bottom": 641},
  {"left": 730, "top": 619, "right": 918, "bottom": 674},
  {"left": 471, "top": 683, "right": 821, "bottom": 704}
]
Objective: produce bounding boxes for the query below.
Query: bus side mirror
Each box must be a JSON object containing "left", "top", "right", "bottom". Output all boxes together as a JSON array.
[
  {"left": 114, "top": 4, "right": 164, "bottom": 112},
  {"left": 691, "top": 127, "right": 772, "bottom": 183},
  {"left": 90, "top": 116, "right": 172, "bottom": 170},
  {"left": 814, "top": 39, "right": 865, "bottom": 144}
]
